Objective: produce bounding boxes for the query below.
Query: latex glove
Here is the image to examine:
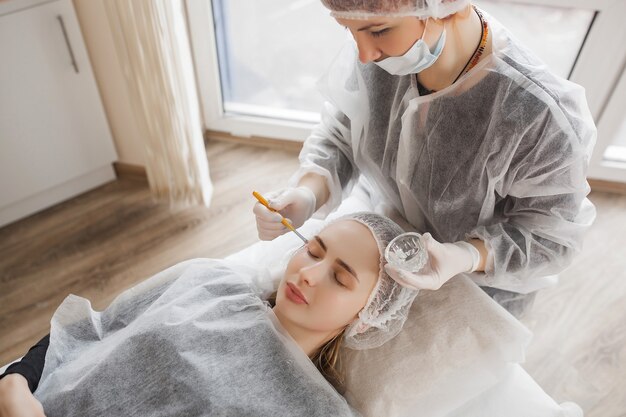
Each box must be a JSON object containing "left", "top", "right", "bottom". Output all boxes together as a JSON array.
[
  {"left": 253, "top": 186, "right": 316, "bottom": 241},
  {"left": 384, "top": 233, "right": 481, "bottom": 290},
  {"left": 0, "top": 374, "right": 46, "bottom": 417}
]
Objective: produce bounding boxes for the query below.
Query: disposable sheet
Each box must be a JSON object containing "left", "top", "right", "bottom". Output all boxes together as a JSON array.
[{"left": 34, "top": 259, "right": 359, "bottom": 417}]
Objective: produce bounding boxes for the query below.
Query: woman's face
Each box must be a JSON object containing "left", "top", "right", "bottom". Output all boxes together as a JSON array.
[
  {"left": 275, "top": 220, "right": 380, "bottom": 338},
  {"left": 336, "top": 16, "right": 429, "bottom": 64}
]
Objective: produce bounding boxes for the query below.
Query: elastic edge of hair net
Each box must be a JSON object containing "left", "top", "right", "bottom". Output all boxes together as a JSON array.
[{"left": 326, "top": 1, "right": 471, "bottom": 20}]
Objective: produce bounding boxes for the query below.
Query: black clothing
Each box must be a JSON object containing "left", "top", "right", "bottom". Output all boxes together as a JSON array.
[{"left": 0, "top": 334, "right": 49, "bottom": 392}]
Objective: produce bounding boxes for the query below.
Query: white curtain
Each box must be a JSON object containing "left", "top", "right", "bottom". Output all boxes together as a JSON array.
[{"left": 105, "top": 0, "right": 212, "bottom": 206}]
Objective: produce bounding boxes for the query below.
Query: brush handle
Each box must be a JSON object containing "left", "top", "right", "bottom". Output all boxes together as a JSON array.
[
  {"left": 252, "top": 191, "right": 272, "bottom": 210},
  {"left": 253, "top": 191, "right": 307, "bottom": 243},
  {"left": 252, "top": 191, "right": 295, "bottom": 231}
]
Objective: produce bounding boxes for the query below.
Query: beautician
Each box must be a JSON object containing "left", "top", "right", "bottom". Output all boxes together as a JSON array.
[{"left": 254, "top": 0, "right": 596, "bottom": 317}]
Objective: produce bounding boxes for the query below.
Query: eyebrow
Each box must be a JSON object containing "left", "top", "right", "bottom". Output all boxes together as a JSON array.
[
  {"left": 314, "top": 236, "right": 360, "bottom": 282},
  {"left": 314, "top": 236, "right": 327, "bottom": 251},
  {"left": 342, "top": 22, "right": 387, "bottom": 32},
  {"left": 357, "top": 23, "right": 387, "bottom": 32}
]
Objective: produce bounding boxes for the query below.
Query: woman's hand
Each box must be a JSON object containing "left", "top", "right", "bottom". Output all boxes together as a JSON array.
[
  {"left": 0, "top": 375, "right": 46, "bottom": 417},
  {"left": 253, "top": 187, "right": 316, "bottom": 240},
  {"left": 385, "top": 233, "right": 481, "bottom": 290}
]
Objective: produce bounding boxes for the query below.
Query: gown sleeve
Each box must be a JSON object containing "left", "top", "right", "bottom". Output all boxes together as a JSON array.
[
  {"left": 289, "top": 100, "right": 360, "bottom": 218},
  {"left": 468, "top": 108, "right": 596, "bottom": 292}
]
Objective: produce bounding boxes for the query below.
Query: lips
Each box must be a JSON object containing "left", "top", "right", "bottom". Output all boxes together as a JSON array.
[{"left": 286, "top": 282, "right": 308, "bottom": 304}]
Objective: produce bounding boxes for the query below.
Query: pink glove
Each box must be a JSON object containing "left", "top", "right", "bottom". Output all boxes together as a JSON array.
[
  {"left": 253, "top": 187, "right": 316, "bottom": 241},
  {"left": 384, "top": 233, "right": 481, "bottom": 290}
]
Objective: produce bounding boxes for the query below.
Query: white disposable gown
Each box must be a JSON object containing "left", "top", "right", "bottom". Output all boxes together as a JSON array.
[{"left": 291, "top": 12, "right": 596, "bottom": 293}]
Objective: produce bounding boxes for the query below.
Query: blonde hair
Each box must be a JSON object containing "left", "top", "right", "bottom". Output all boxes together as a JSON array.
[
  {"left": 311, "top": 328, "right": 347, "bottom": 393},
  {"left": 267, "top": 292, "right": 347, "bottom": 393}
]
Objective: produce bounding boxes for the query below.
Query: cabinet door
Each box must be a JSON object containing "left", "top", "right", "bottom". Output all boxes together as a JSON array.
[{"left": 0, "top": 0, "right": 117, "bottom": 217}]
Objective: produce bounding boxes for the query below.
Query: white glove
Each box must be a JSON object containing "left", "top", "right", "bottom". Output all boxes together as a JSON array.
[
  {"left": 384, "top": 233, "right": 481, "bottom": 290},
  {"left": 253, "top": 186, "right": 316, "bottom": 241}
]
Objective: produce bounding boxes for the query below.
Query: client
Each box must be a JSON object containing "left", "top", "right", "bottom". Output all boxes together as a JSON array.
[{"left": 0, "top": 212, "right": 417, "bottom": 417}]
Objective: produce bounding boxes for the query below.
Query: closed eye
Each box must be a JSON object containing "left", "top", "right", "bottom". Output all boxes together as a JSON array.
[
  {"left": 370, "top": 28, "right": 390, "bottom": 38},
  {"left": 334, "top": 272, "right": 346, "bottom": 287}
]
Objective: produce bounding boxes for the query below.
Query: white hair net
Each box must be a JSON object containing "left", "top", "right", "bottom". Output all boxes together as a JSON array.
[
  {"left": 332, "top": 212, "right": 419, "bottom": 350},
  {"left": 321, "top": 0, "right": 471, "bottom": 19}
]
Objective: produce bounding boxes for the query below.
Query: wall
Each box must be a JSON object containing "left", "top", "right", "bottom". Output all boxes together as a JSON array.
[{"left": 72, "top": 0, "right": 145, "bottom": 166}]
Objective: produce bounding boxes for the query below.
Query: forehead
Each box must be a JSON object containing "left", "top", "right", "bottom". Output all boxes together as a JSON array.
[
  {"left": 318, "top": 220, "right": 380, "bottom": 274},
  {"left": 335, "top": 16, "right": 408, "bottom": 29}
]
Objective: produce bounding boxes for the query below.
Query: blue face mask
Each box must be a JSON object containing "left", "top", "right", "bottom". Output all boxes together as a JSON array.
[{"left": 374, "top": 21, "right": 446, "bottom": 76}]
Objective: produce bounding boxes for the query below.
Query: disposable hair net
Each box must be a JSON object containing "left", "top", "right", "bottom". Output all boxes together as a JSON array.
[
  {"left": 321, "top": 0, "right": 471, "bottom": 19},
  {"left": 333, "top": 212, "right": 419, "bottom": 350}
]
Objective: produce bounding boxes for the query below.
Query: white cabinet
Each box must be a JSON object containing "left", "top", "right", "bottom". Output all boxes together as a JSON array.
[{"left": 0, "top": 0, "right": 117, "bottom": 227}]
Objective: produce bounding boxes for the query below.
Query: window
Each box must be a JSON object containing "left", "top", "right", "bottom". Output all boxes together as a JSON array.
[
  {"left": 212, "top": 0, "right": 343, "bottom": 122},
  {"left": 475, "top": 1, "right": 594, "bottom": 79}
]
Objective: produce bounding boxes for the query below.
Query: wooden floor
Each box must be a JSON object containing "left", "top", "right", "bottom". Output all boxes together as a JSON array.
[{"left": 1, "top": 140, "right": 624, "bottom": 416}]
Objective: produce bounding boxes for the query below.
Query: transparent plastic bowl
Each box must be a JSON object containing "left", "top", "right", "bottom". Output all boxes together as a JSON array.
[{"left": 384, "top": 232, "right": 428, "bottom": 273}]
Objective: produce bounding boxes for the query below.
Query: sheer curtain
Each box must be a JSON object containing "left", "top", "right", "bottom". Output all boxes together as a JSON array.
[{"left": 105, "top": 0, "right": 212, "bottom": 206}]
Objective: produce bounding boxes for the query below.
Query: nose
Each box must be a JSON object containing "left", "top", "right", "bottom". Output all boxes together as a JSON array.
[
  {"left": 299, "top": 263, "right": 328, "bottom": 287},
  {"left": 354, "top": 35, "right": 382, "bottom": 64}
]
